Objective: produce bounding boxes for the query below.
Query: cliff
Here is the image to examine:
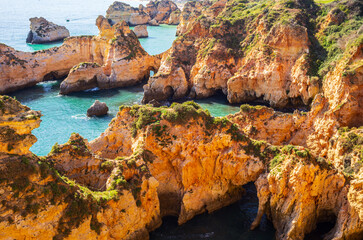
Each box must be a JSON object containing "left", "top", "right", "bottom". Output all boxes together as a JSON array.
[
  {"left": 106, "top": 0, "right": 179, "bottom": 26},
  {"left": 1, "top": 94, "right": 363, "bottom": 239},
  {"left": 143, "top": 0, "right": 362, "bottom": 109},
  {"left": 0, "top": 16, "right": 160, "bottom": 95}
]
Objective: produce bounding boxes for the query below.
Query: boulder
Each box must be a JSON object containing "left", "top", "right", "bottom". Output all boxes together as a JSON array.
[
  {"left": 134, "top": 25, "right": 148, "bottom": 38},
  {"left": 87, "top": 100, "right": 109, "bottom": 117},
  {"left": 26, "top": 17, "right": 70, "bottom": 44}
]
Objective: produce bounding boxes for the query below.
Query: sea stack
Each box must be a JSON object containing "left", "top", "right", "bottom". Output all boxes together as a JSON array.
[
  {"left": 26, "top": 17, "right": 70, "bottom": 44},
  {"left": 87, "top": 100, "right": 109, "bottom": 117},
  {"left": 134, "top": 25, "right": 149, "bottom": 38}
]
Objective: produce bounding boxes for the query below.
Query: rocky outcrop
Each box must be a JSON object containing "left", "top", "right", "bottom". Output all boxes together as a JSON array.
[
  {"left": 0, "top": 15, "right": 160, "bottom": 95},
  {"left": 146, "top": 0, "right": 178, "bottom": 23},
  {"left": 26, "top": 17, "right": 70, "bottom": 44},
  {"left": 134, "top": 25, "right": 149, "bottom": 38},
  {"left": 87, "top": 100, "right": 109, "bottom": 117},
  {"left": 0, "top": 95, "right": 41, "bottom": 155},
  {"left": 143, "top": 0, "right": 361, "bottom": 109},
  {"left": 90, "top": 102, "right": 272, "bottom": 223},
  {"left": 106, "top": 0, "right": 180, "bottom": 26},
  {"left": 106, "top": 2, "right": 151, "bottom": 26}
]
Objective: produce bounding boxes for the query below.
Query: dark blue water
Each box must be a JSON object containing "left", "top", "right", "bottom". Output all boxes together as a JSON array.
[{"left": 150, "top": 183, "right": 275, "bottom": 240}]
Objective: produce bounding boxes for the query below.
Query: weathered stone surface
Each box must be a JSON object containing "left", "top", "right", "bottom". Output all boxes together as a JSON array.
[
  {"left": 87, "top": 100, "right": 109, "bottom": 117},
  {"left": 26, "top": 17, "right": 70, "bottom": 44},
  {"left": 134, "top": 25, "right": 149, "bottom": 38}
]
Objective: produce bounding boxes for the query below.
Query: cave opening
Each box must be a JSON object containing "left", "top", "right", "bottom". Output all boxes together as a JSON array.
[
  {"left": 304, "top": 212, "right": 337, "bottom": 240},
  {"left": 43, "top": 71, "right": 67, "bottom": 82},
  {"left": 149, "top": 182, "right": 275, "bottom": 240}
]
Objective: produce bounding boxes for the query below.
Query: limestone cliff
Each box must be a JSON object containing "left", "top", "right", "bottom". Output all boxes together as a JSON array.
[
  {"left": 1, "top": 94, "right": 363, "bottom": 239},
  {"left": 0, "top": 15, "right": 160, "bottom": 95},
  {"left": 0, "top": 97, "right": 161, "bottom": 240},
  {"left": 106, "top": 2, "right": 151, "bottom": 26},
  {"left": 106, "top": 0, "right": 179, "bottom": 26},
  {"left": 143, "top": 0, "right": 361, "bottom": 109}
]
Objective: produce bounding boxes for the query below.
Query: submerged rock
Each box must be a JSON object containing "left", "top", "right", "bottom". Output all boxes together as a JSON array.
[
  {"left": 26, "top": 17, "right": 70, "bottom": 44},
  {"left": 87, "top": 100, "right": 109, "bottom": 117},
  {"left": 134, "top": 25, "right": 148, "bottom": 38}
]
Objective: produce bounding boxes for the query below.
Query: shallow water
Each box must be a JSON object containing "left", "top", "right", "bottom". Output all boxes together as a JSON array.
[{"left": 2, "top": 1, "right": 273, "bottom": 239}]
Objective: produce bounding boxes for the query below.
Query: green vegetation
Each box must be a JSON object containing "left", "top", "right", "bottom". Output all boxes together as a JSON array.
[
  {"left": 314, "top": 0, "right": 336, "bottom": 3},
  {"left": 50, "top": 142, "right": 60, "bottom": 154}
]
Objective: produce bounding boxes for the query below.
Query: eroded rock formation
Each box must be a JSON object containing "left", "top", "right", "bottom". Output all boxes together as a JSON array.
[
  {"left": 26, "top": 17, "right": 70, "bottom": 44},
  {"left": 0, "top": 15, "right": 160, "bottom": 95},
  {"left": 106, "top": 0, "right": 179, "bottom": 26},
  {"left": 143, "top": 0, "right": 361, "bottom": 109},
  {"left": 106, "top": 2, "right": 151, "bottom": 26}
]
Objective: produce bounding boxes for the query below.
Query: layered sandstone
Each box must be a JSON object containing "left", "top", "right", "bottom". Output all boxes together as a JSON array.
[
  {"left": 26, "top": 17, "right": 70, "bottom": 44},
  {"left": 0, "top": 15, "right": 160, "bottom": 95}
]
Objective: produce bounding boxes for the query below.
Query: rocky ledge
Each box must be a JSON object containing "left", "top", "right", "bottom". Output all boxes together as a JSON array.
[{"left": 26, "top": 17, "right": 70, "bottom": 44}]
